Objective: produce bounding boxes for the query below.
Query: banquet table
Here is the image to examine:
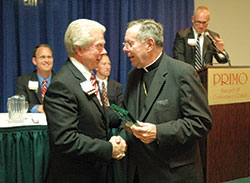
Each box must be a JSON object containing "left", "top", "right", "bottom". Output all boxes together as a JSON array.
[{"left": 0, "top": 113, "right": 49, "bottom": 183}]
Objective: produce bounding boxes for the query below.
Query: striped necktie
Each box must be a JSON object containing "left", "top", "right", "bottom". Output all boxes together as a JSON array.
[
  {"left": 41, "top": 80, "right": 47, "bottom": 103},
  {"left": 90, "top": 72, "right": 102, "bottom": 105},
  {"left": 102, "top": 82, "right": 109, "bottom": 106},
  {"left": 194, "top": 34, "right": 202, "bottom": 71}
]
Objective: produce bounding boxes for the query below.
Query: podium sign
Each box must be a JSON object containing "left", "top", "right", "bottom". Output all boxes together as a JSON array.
[
  {"left": 207, "top": 67, "right": 250, "bottom": 105},
  {"left": 198, "top": 66, "right": 250, "bottom": 183}
]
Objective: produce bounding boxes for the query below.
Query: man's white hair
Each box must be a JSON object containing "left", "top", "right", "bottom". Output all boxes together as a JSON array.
[{"left": 64, "top": 19, "right": 106, "bottom": 57}]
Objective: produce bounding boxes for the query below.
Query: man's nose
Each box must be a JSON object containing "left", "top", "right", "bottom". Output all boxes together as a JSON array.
[
  {"left": 101, "top": 48, "right": 107, "bottom": 55},
  {"left": 123, "top": 46, "right": 129, "bottom": 53}
]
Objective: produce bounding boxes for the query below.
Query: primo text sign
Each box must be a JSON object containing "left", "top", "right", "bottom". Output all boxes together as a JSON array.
[{"left": 207, "top": 67, "right": 250, "bottom": 105}]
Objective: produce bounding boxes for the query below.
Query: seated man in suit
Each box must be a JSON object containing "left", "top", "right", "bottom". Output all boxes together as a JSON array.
[
  {"left": 96, "top": 55, "right": 123, "bottom": 107},
  {"left": 16, "top": 44, "right": 55, "bottom": 113},
  {"left": 173, "top": 6, "right": 229, "bottom": 70}
]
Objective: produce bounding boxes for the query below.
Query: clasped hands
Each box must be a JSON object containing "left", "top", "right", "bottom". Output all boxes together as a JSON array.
[
  {"left": 109, "top": 136, "right": 127, "bottom": 160},
  {"left": 109, "top": 121, "right": 157, "bottom": 159}
]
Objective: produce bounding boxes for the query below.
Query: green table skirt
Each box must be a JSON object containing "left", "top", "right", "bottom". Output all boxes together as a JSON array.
[{"left": 0, "top": 125, "right": 49, "bottom": 183}]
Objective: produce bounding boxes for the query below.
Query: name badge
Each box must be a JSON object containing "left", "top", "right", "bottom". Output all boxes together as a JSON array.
[
  {"left": 187, "top": 38, "right": 196, "bottom": 46},
  {"left": 28, "top": 81, "right": 39, "bottom": 90},
  {"left": 80, "top": 80, "right": 96, "bottom": 95}
]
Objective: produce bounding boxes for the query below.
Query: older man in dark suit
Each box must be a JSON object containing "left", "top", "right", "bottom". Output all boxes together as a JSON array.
[
  {"left": 122, "top": 19, "right": 212, "bottom": 183},
  {"left": 173, "top": 6, "right": 229, "bottom": 70},
  {"left": 43, "top": 19, "right": 127, "bottom": 183},
  {"left": 16, "top": 44, "right": 55, "bottom": 113}
]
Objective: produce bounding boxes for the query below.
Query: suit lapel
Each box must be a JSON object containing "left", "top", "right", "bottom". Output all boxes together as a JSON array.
[
  {"left": 30, "top": 72, "right": 42, "bottom": 103},
  {"left": 107, "top": 78, "right": 115, "bottom": 105},
  {"left": 107, "top": 78, "right": 111, "bottom": 94},
  {"left": 139, "top": 54, "right": 168, "bottom": 121},
  {"left": 188, "top": 28, "right": 196, "bottom": 62},
  {"left": 203, "top": 35, "right": 210, "bottom": 64},
  {"left": 66, "top": 60, "right": 105, "bottom": 115},
  {"left": 107, "top": 78, "right": 114, "bottom": 100},
  {"left": 135, "top": 70, "right": 144, "bottom": 119}
]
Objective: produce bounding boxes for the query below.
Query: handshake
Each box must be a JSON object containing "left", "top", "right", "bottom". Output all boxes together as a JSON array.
[
  {"left": 108, "top": 121, "right": 157, "bottom": 160},
  {"left": 109, "top": 136, "right": 127, "bottom": 160}
]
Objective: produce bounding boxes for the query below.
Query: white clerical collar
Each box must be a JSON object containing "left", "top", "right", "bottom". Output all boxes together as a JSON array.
[
  {"left": 70, "top": 57, "right": 92, "bottom": 81},
  {"left": 143, "top": 52, "right": 162, "bottom": 73}
]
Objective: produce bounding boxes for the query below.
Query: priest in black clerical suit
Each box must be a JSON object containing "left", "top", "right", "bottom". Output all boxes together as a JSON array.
[{"left": 121, "top": 19, "right": 212, "bottom": 183}]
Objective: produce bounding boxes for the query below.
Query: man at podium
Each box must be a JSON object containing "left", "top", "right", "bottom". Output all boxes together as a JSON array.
[{"left": 173, "top": 6, "right": 229, "bottom": 70}]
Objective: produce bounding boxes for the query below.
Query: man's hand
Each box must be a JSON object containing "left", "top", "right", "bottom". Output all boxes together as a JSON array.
[
  {"left": 131, "top": 121, "right": 157, "bottom": 144},
  {"left": 214, "top": 36, "right": 225, "bottom": 52},
  {"left": 37, "top": 104, "right": 45, "bottom": 113},
  {"left": 109, "top": 136, "right": 127, "bottom": 160}
]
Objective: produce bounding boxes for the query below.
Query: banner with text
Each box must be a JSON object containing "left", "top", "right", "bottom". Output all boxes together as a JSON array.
[{"left": 208, "top": 67, "right": 250, "bottom": 105}]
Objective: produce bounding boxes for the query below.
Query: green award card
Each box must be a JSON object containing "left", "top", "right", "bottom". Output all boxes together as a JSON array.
[{"left": 110, "top": 104, "right": 139, "bottom": 132}]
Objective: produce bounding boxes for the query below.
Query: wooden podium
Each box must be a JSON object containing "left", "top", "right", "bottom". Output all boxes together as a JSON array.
[{"left": 198, "top": 66, "right": 250, "bottom": 183}]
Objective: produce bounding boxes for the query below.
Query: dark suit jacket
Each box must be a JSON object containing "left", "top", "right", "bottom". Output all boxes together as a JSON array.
[
  {"left": 107, "top": 78, "right": 123, "bottom": 107},
  {"left": 43, "top": 59, "right": 113, "bottom": 183},
  {"left": 123, "top": 53, "right": 212, "bottom": 183},
  {"left": 173, "top": 27, "right": 228, "bottom": 68},
  {"left": 15, "top": 70, "right": 56, "bottom": 111},
  {"left": 105, "top": 78, "right": 125, "bottom": 183}
]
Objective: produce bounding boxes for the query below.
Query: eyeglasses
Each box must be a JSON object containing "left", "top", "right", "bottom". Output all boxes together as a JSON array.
[
  {"left": 194, "top": 20, "right": 208, "bottom": 25},
  {"left": 123, "top": 42, "right": 133, "bottom": 49}
]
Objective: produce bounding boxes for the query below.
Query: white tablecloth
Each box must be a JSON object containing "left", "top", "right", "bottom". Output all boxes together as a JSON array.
[{"left": 0, "top": 113, "right": 47, "bottom": 128}]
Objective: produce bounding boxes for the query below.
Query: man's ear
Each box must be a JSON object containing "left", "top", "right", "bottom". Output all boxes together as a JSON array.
[
  {"left": 192, "top": 16, "right": 195, "bottom": 23},
  {"left": 32, "top": 57, "right": 37, "bottom": 66},
  {"left": 146, "top": 38, "right": 155, "bottom": 51},
  {"left": 75, "top": 45, "right": 84, "bottom": 56}
]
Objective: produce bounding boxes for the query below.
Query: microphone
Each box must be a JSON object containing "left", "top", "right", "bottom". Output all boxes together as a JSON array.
[
  {"left": 205, "top": 32, "right": 221, "bottom": 52},
  {"left": 205, "top": 32, "right": 231, "bottom": 66},
  {"left": 204, "top": 32, "right": 216, "bottom": 45}
]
